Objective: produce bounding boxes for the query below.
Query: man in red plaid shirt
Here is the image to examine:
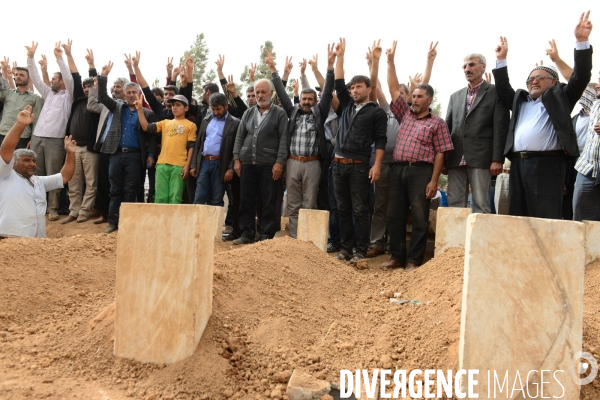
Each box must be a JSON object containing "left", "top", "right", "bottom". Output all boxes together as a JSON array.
[{"left": 381, "top": 41, "right": 453, "bottom": 273}]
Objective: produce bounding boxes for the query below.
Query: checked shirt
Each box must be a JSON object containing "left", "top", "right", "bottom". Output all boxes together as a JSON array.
[{"left": 390, "top": 96, "right": 453, "bottom": 163}]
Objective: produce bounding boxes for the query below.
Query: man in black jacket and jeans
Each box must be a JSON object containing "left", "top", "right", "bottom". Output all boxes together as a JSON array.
[{"left": 332, "top": 38, "right": 387, "bottom": 265}]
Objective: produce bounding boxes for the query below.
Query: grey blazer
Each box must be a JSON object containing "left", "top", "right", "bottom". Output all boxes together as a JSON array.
[
  {"left": 87, "top": 86, "right": 110, "bottom": 151},
  {"left": 445, "top": 81, "right": 509, "bottom": 169}
]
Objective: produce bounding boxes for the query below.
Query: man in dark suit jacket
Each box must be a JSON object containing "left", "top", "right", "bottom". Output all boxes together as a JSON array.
[
  {"left": 190, "top": 92, "right": 240, "bottom": 198},
  {"left": 492, "top": 12, "right": 593, "bottom": 219},
  {"left": 445, "top": 53, "right": 509, "bottom": 213},
  {"left": 97, "top": 62, "right": 156, "bottom": 233}
]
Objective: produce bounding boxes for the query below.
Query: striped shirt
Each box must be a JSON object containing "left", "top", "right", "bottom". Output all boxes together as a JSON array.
[{"left": 575, "top": 100, "right": 600, "bottom": 178}]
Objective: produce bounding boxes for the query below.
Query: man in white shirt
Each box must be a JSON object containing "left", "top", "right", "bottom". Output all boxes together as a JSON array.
[
  {"left": 25, "top": 41, "right": 75, "bottom": 221},
  {"left": 0, "top": 106, "right": 76, "bottom": 238}
]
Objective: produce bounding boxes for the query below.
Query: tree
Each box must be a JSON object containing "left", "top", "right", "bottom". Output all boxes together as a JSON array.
[
  {"left": 151, "top": 78, "right": 160, "bottom": 89},
  {"left": 239, "top": 40, "right": 294, "bottom": 99},
  {"left": 431, "top": 88, "right": 442, "bottom": 117},
  {"left": 181, "top": 33, "right": 211, "bottom": 99}
]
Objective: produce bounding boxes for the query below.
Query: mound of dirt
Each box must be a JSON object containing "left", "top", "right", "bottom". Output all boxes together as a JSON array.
[{"left": 1, "top": 232, "right": 599, "bottom": 400}]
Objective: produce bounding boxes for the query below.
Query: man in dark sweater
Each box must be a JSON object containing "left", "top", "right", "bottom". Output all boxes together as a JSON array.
[
  {"left": 232, "top": 78, "right": 288, "bottom": 244},
  {"left": 332, "top": 38, "right": 387, "bottom": 265},
  {"left": 60, "top": 41, "right": 100, "bottom": 224}
]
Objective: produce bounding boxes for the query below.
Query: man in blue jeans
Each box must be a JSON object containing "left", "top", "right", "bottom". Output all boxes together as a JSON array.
[
  {"left": 190, "top": 93, "right": 240, "bottom": 208},
  {"left": 331, "top": 38, "right": 387, "bottom": 265}
]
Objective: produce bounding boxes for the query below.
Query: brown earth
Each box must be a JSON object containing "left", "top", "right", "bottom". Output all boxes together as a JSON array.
[{"left": 0, "top": 218, "right": 599, "bottom": 399}]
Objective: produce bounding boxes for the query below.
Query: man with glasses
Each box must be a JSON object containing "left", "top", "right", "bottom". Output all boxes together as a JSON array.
[
  {"left": 445, "top": 54, "right": 509, "bottom": 213},
  {"left": 492, "top": 11, "right": 593, "bottom": 219}
]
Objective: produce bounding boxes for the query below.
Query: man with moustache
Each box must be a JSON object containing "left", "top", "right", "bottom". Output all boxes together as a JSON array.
[
  {"left": 0, "top": 61, "right": 42, "bottom": 149},
  {"left": 0, "top": 106, "right": 77, "bottom": 238},
  {"left": 265, "top": 47, "right": 335, "bottom": 238},
  {"left": 381, "top": 41, "right": 453, "bottom": 273},
  {"left": 232, "top": 78, "right": 288, "bottom": 244},
  {"left": 445, "top": 53, "right": 509, "bottom": 213}
]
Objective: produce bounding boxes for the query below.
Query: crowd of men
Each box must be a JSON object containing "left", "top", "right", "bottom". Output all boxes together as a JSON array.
[{"left": 1, "top": 11, "right": 599, "bottom": 272}]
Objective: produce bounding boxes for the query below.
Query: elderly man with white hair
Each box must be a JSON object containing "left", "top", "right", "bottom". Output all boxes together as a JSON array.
[
  {"left": 0, "top": 106, "right": 76, "bottom": 238},
  {"left": 232, "top": 77, "right": 288, "bottom": 244}
]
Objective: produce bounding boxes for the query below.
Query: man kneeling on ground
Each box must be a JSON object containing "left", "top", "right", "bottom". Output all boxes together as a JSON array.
[{"left": 0, "top": 106, "right": 76, "bottom": 238}]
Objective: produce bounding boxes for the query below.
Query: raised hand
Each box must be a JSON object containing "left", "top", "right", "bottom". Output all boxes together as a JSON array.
[
  {"left": 335, "top": 38, "right": 346, "bottom": 57},
  {"left": 299, "top": 58, "right": 307, "bottom": 76},
  {"left": 132, "top": 51, "right": 140, "bottom": 67},
  {"left": 185, "top": 53, "right": 194, "bottom": 71},
  {"left": 371, "top": 39, "right": 382, "bottom": 60},
  {"left": 226, "top": 75, "right": 237, "bottom": 95},
  {"left": 485, "top": 72, "right": 492, "bottom": 83},
  {"left": 326, "top": 43, "right": 336, "bottom": 68},
  {"left": 545, "top": 39, "right": 561, "bottom": 62},
  {"left": 38, "top": 54, "right": 48, "bottom": 70},
  {"left": 292, "top": 78, "right": 299, "bottom": 96},
  {"left": 575, "top": 10, "right": 593, "bottom": 42},
  {"left": 124, "top": 53, "right": 133, "bottom": 70},
  {"left": 0, "top": 57, "right": 8, "bottom": 73},
  {"left": 427, "top": 41, "right": 438, "bottom": 61},
  {"left": 25, "top": 41, "right": 38, "bottom": 58},
  {"left": 495, "top": 36, "right": 508, "bottom": 60},
  {"left": 133, "top": 93, "right": 144, "bottom": 110},
  {"left": 54, "top": 41, "right": 63, "bottom": 59},
  {"left": 101, "top": 61, "right": 114, "bottom": 77},
  {"left": 166, "top": 57, "right": 173, "bottom": 77},
  {"left": 64, "top": 135, "right": 77, "bottom": 154},
  {"left": 61, "top": 39, "right": 73, "bottom": 56},
  {"left": 216, "top": 54, "right": 225, "bottom": 72},
  {"left": 366, "top": 48, "right": 373, "bottom": 68},
  {"left": 85, "top": 49, "right": 95, "bottom": 67},
  {"left": 386, "top": 40, "right": 397, "bottom": 63},
  {"left": 284, "top": 56, "right": 293, "bottom": 76},
  {"left": 172, "top": 64, "right": 182, "bottom": 80},
  {"left": 409, "top": 73, "right": 423, "bottom": 87},
  {"left": 309, "top": 54, "right": 318, "bottom": 71},
  {"left": 264, "top": 49, "right": 276, "bottom": 72},
  {"left": 535, "top": 60, "right": 544, "bottom": 67},
  {"left": 17, "top": 105, "right": 35, "bottom": 126},
  {"left": 249, "top": 62, "right": 256, "bottom": 82},
  {"left": 180, "top": 65, "right": 187, "bottom": 85}
]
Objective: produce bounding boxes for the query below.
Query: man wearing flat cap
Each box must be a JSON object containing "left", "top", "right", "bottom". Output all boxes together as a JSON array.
[{"left": 492, "top": 11, "right": 593, "bottom": 219}]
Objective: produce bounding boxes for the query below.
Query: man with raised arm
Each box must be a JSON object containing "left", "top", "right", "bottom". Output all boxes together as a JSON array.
[
  {"left": 60, "top": 40, "right": 100, "bottom": 224},
  {"left": 492, "top": 11, "right": 593, "bottom": 219},
  {"left": 26, "top": 41, "right": 75, "bottom": 221},
  {"left": 96, "top": 61, "right": 155, "bottom": 233},
  {"left": 264, "top": 46, "right": 335, "bottom": 238},
  {"left": 0, "top": 106, "right": 76, "bottom": 238},
  {"left": 331, "top": 38, "right": 387, "bottom": 266},
  {"left": 381, "top": 41, "right": 453, "bottom": 273},
  {"left": 0, "top": 58, "right": 42, "bottom": 150}
]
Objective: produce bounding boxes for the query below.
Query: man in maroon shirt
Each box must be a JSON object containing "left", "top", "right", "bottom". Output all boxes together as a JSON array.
[{"left": 382, "top": 41, "right": 454, "bottom": 272}]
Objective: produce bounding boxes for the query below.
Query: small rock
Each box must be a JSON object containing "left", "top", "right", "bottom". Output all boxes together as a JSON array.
[
  {"left": 286, "top": 369, "right": 330, "bottom": 400},
  {"left": 223, "top": 388, "right": 234, "bottom": 398},
  {"left": 271, "top": 388, "right": 282, "bottom": 398},
  {"left": 380, "top": 355, "right": 393, "bottom": 369},
  {"left": 320, "top": 396, "right": 334, "bottom": 400},
  {"left": 145, "top": 395, "right": 157, "bottom": 400},
  {"left": 356, "top": 259, "right": 368, "bottom": 270},
  {"left": 273, "top": 370, "right": 292, "bottom": 383}
]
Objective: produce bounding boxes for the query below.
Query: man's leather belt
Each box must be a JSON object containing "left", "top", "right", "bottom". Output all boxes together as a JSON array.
[
  {"left": 289, "top": 155, "right": 320, "bottom": 162},
  {"left": 394, "top": 161, "right": 429, "bottom": 166},
  {"left": 333, "top": 157, "right": 363, "bottom": 164},
  {"left": 512, "top": 150, "right": 564, "bottom": 159},
  {"left": 120, "top": 147, "right": 140, "bottom": 153},
  {"left": 203, "top": 155, "right": 220, "bottom": 160}
]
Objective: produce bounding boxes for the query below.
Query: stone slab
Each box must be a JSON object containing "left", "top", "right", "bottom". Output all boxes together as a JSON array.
[
  {"left": 584, "top": 220, "right": 600, "bottom": 265},
  {"left": 297, "top": 209, "right": 329, "bottom": 252},
  {"left": 286, "top": 369, "right": 331, "bottom": 400},
  {"left": 459, "top": 214, "right": 585, "bottom": 398},
  {"left": 114, "top": 203, "right": 219, "bottom": 365},
  {"left": 434, "top": 207, "right": 471, "bottom": 256}
]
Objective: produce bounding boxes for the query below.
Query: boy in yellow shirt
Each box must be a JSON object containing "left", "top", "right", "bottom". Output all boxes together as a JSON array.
[{"left": 136, "top": 94, "right": 197, "bottom": 203}]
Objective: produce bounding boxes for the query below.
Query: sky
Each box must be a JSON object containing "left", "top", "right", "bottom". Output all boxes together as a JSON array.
[{"left": 4, "top": 0, "right": 599, "bottom": 116}]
